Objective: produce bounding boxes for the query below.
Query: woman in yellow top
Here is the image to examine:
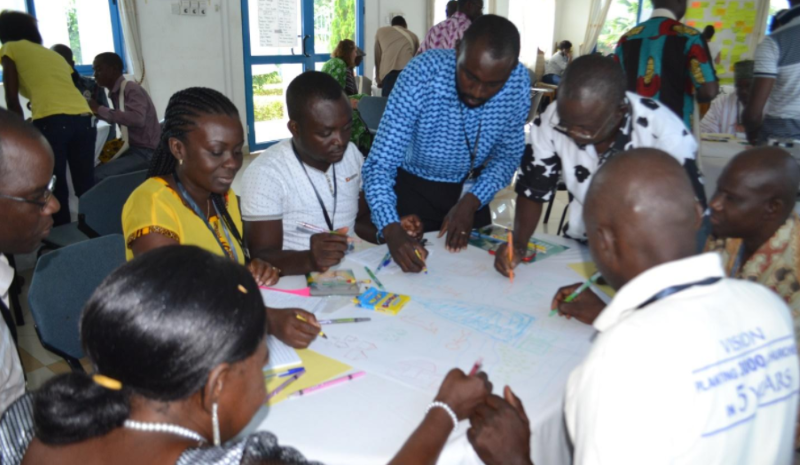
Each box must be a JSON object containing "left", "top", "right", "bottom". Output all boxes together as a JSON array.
[
  {"left": 123, "top": 87, "right": 322, "bottom": 349},
  {"left": 0, "top": 11, "right": 96, "bottom": 226}
]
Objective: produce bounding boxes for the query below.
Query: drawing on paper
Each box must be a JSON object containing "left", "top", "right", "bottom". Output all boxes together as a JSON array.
[{"left": 416, "top": 298, "right": 535, "bottom": 344}]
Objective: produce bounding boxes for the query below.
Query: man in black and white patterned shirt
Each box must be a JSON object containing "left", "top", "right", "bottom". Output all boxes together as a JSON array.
[{"left": 495, "top": 55, "right": 706, "bottom": 277}]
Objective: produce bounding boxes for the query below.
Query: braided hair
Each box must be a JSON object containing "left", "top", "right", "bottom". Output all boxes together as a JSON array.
[{"left": 148, "top": 87, "right": 246, "bottom": 253}]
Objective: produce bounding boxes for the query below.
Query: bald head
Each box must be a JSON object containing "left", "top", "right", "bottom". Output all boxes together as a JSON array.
[
  {"left": 709, "top": 147, "right": 800, "bottom": 242},
  {"left": 0, "top": 109, "right": 50, "bottom": 183},
  {"left": 585, "top": 149, "right": 701, "bottom": 289}
]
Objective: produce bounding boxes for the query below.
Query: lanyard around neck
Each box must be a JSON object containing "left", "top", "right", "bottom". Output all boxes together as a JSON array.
[
  {"left": 460, "top": 104, "right": 483, "bottom": 181},
  {"left": 636, "top": 277, "right": 722, "bottom": 310},
  {"left": 174, "top": 174, "right": 239, "bottom": 263},
  {"left": 292, "top": 143, "right": 337, "bottom": 231}
]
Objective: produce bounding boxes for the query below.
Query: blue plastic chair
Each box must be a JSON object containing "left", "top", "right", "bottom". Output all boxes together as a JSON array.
[
  {"left": 357, "top": 97, "right": 389, "bottom": 135},
  {"left": 43, "top": 170, "right": 147, "bottom": 249},
  {"left": 27, "top": 235, "right": 126, "bottom": 371}
]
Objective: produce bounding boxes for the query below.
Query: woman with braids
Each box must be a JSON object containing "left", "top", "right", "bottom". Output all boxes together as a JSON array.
[
  {"left": 122, "top": 87, "right": 319, "bottom": 349},
  {"left": 0, "top": 247, "right": 513, "bottom": 465}
]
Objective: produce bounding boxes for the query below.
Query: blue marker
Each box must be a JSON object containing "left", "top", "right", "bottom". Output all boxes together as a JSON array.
[
  {"left": 265, "top": 367, "right": 305, "bottom": 379},
  {"left": 375, "top": 251, "right": 392, "bottom": 273}
]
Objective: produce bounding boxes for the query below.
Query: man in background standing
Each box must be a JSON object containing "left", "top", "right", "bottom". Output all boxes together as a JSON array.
[
  {"left": 614, "top": 0, "right": 719, "bottom": 130},
  {"left": 542, "top": 40, "right": 572, "bottom": 85},
  {"left": 418, "top": 0, "right": 483, "bottom": 54},
  {"left": 375, "top": 16, "right": 420, "bottom": 97}
]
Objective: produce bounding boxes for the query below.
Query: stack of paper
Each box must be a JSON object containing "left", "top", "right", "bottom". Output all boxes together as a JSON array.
[{"left": 263, "top": 335, "right": 303, "bottom": 377}]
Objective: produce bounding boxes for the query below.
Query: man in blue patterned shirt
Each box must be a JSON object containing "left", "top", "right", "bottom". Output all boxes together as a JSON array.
[{"left": 363, "top": 15, "right": 530, "bottom": 273}]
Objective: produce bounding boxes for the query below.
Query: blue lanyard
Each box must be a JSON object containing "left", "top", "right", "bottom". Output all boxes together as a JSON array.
[
  {"left": 636, "top": 277, "right": 722, "bottom": 310},
  {"left": 174, "top": 175, "right": 239, "bottom": 263},
  {"left": 730, "top": 245, "right": 746, "bottom": 277}
]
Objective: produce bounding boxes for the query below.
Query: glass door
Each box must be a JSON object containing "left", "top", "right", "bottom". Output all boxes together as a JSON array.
[{"left": 241, "top": 0, "right": 364, "bottom": 151}]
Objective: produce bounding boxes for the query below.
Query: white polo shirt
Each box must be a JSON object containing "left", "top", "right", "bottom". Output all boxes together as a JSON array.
[
  {"left": 565, "top": 253, "right": 799, "bottom": 465},
  {"left": 241, "top": 139, "right": 363, "bottom": 251},
  {"left": 0, "top": 255, "right": 24, "bottom": 414}
]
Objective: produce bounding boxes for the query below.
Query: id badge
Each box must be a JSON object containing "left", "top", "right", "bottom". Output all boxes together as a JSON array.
[{"left": 460, "top": 179, "right": 476, "bottom": 199}]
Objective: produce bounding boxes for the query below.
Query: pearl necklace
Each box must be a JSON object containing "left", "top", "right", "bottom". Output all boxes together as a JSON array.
[{"left": 123, "top": 419, "right": 207, "bottom": 443}]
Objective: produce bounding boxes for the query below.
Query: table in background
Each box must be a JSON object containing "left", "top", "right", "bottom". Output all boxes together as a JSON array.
[
  {"left": 67, "top": 120, "right": 111, "bottom": 219},
  {"left": 244, "top": 232, "right": 605, "bottom": 465},
  {"left": 699, "top": 137, "right": 745, "bottom": 200}
]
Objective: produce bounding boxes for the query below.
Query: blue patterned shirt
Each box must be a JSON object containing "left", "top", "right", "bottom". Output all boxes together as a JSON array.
[{"left": 363, "top": 49, "right": 531, "bottom": 232}]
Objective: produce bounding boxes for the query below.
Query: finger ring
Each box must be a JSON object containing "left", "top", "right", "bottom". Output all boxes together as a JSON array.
[{"left": 460, "top": 231, "right": 467, "bottom": 235}]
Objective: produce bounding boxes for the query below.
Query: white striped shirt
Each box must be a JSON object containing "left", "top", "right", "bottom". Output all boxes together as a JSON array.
[{"left": 754, "top": 11, "right": 800, "bottom": 120}]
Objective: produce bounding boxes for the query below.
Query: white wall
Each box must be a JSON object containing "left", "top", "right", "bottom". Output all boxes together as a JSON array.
[
  {"left": 554, "top": 0, "right": 592, "bottom": 56},
  {"left": 363, "top": 0, "right": 428, "bottom": 83},
  {"left": 134, "top": 0, "right": 247, "bottom": 143}
]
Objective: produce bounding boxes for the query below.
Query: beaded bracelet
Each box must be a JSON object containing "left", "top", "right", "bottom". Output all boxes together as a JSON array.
[{"left": 426, "top": 401, "right": 458, "bottom": 429}]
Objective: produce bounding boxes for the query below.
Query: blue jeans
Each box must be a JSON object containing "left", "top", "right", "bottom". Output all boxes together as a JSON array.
[
  {"left": 33, "top": 114, "right": 97, "bottom": 226},
  {"left": 542, "top": 74, "right": 561, "bottom": 85}
]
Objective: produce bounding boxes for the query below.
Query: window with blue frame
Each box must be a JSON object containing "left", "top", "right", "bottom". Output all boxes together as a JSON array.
[
  {"left": 0, "top": 0, "right": 125, "bottom": 76},
  {"left": 596, "top": 0, "right": 653, "bottom": 56}
]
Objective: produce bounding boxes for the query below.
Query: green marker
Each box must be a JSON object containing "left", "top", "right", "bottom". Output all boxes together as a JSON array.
[
  {"left": 550, "top": 271, "right": 602, "bottom": 317},
  {"left": 364, "top": 266, "right": 385, "bottom": 290}
]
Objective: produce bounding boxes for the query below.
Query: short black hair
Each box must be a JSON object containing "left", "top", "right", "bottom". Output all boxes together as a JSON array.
[
  {"left": 0, "top": 10, "right": 42, "bottom": 44},
  {"left": 703, "top": 24, "right": 715, "bottom": 38},
  {"left": 32, "top": 246, "right": 267, "bottom": 445},
  {"left": 559, "top": 40, "right": 573, "bottom": 50},
  {"left": 560, "top": 55, "right": 626, "bottom": 106},
  {"left": 391, "top": 15, "right": 407, "bottom": 27},
  {"left": 460, "top": 14, "right": 520, "bottom": 61},
  {"left": 50, "top": 44, "right": 74, "bottom": 65},
  {"left": 0, "top": 108, "right": 48, "bottom": 182},
  {"left": 94, "top": 52, "right": 124, "bottom": 73},
  {"left": 286, "top": 71, "right": 346, "bottom": 123},
  {"left": 458, "top": 0, "right": 478, "bottom": 7}
]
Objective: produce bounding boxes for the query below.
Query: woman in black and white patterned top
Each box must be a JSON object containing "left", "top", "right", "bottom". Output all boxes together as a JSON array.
[{"left": 0, "top": 246, "right": 498, "bottom": 465}]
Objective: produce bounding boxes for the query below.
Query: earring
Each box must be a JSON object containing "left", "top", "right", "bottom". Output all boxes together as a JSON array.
[
  {"left": 212, "top": 402, "right": 221, "bottom": 446},
  {"left": 179, "top": 159, "right": 184, "bottom": 165}
]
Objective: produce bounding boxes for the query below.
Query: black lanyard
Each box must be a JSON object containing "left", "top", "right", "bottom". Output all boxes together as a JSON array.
[
  {"left": 460, "top": 104, "right": 483, "bottom": 181},
  {"left": 292, "top": 143, "right": 337, "bottom": 231},
  {"left": 174, "top": 174, "right": 239, "bottom": 263},
  {"left": 636, "top": 277, "right": 722, "bottom": 310}
]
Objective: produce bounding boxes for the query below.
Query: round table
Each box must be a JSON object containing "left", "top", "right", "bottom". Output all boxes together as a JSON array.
[{"left": 243, "top": 233, "right": 605, "bottom": 465}]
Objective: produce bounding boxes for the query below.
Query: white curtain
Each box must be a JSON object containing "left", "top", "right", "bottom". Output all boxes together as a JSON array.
[
  {"left": 117, "top": 0, "right": 149, "bottom": 91},
  {"left": 580, "top": 0, "right": 613, "bottom": 55},
  {"left": 508, "top": 0, "right": 555, "bottom": 68}
]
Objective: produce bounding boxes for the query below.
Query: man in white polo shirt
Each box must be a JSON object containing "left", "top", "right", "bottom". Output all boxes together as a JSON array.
[
  {"left": 242, "top": 72, "right": 421, "bottom": 275},
  {"left": 467, "top": 149, "right": 800, "bottom": 465}
]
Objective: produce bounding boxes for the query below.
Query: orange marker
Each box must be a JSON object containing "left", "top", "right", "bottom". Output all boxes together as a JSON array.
[{"left": 507, "top": 231, "right": 514, "bottom": 284}]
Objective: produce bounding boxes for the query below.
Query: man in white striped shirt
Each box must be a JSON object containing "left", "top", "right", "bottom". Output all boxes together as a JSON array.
[
  {"left": 700, "top": 60, "right": 755, "bottom": 135},
  {"left": 744, "top": 1, "right": 800, "bottom": 144}
]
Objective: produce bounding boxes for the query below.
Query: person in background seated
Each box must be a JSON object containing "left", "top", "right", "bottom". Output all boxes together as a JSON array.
[
  {"left": 418, "top": 0, "right": 483, "bottom": 54},
  {"left": 446, "top": 0, "right": 459, "bottom": 18},
  {"left": 705, "top": 147, "right": 800, "bottom": 335},
  {"left": 242, "top": 72, "right": 422, "bottom": 276},
  {"left": 533, "top": 149, "right": 800, "bottom": 464},
  {"left": 122, "top": 87, "right": 314, "bottom": 349},
  {"left": 744, "top": 0, "right": 800, "bottom": 144},
  {"left": 614, "top": 0, "right": 719, "bottom": 129},
  {"left": 542, "top": 40, "right": 572, "bottom": 85},
  {"left": 322, "top": 40, "right": 371, "bottom": 154},
  {"left": 495, "top": 55, "right": 706, "bottom": 278},
  {"left": 702, "top": 25, "right": 721, "bottom": 64},
  {"left": 364, "top": 15, "right": 530, "bottom": 272},
  {"left": 0, "top": 109, "right": 61, "bottom": 413},
  {"left": 700, "top": 60, "right": 756, "bottom": 135},
  {"left": 0, "top": 11, "right": 96, "bottom": 226},
  {"left": 91, "top": 52, "right": 161, "bottom": 181},
  {"left": 375, "top": 16, "right": 420, "bottom": 97},
  {"left": 0, "top": 246, "right": 496, "bottom": 465}
]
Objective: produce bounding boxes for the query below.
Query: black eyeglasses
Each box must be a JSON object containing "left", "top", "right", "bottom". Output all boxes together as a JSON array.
[{"left": 0, "top": 175, "right": 56, "bottom": 211}]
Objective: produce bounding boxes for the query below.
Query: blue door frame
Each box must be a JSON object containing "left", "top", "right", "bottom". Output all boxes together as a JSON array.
[{"left": 241, "top": 0, "right": 364, "bottom": 152}]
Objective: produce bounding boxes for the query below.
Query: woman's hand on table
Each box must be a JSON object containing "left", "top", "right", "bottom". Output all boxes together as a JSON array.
[
  {"left": 247, "top": 258, "right": 280, "bottom": 287},
  {"left": 434, "top": 368, "right": 492, "bottom": 421},
  {"left": 551, "top": 283, "right": 605, "bottom": 325},
  {"left": 468, "top": 386, "right": 533, "bottom": 465},
  {"left": 266, "top": 307, "right": 320, "bottom": 349}
]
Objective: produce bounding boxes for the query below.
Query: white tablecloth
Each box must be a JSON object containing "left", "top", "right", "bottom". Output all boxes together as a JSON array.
[
  {"left": 243, "top": 232, "right": 603, "bottom": 465},
  {"left": 68, "top": 120, "right": 111, "bottom": 219}
]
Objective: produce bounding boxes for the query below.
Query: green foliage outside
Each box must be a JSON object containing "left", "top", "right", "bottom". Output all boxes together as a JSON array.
[
  {"left": 254, "top": 100, "right": 284, "bottom": 122},
  {"left": 66, "top": 0, "right": 82, "bottom": 64},
  {"left": 252, "top": 70, "right": 283, "bottom": 97},
  {"left": 596, "top": 0, "right": 652, "bottom": 56},
  {"left": 329, "top": 0, "right": 356, "bottom": 53}
]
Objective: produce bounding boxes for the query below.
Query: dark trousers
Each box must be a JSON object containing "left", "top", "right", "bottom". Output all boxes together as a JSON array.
[
  {"left": 33, "top": 114, "right": 96, "bottom": 226},
  {"left": 381, "top": 70, "right": 402, "bottom": 97},
  {"left": 395, "top": 168, "right": 491, "bottom": 233},
  {"left": 542, "top": 74, "right": 561, "bottom": 85}
]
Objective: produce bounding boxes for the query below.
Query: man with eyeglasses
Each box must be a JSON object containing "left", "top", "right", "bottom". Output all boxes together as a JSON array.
[
  {"left": 0, "top": 108, "right": 61, "bottom": 412},
  {"left": 495, "top": 55, "right": 706, "bottom": 277}
]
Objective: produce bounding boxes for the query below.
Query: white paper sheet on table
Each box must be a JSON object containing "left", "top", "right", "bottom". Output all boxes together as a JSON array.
[
  {"left": 263, "top": 335, "right": 302, "bottom": 373},
  {"left": 348, "top": 245, "right": 435, "bottom": 276},
  {"left": 260, "top": 289, "right": 325, "bottom": 313}
]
